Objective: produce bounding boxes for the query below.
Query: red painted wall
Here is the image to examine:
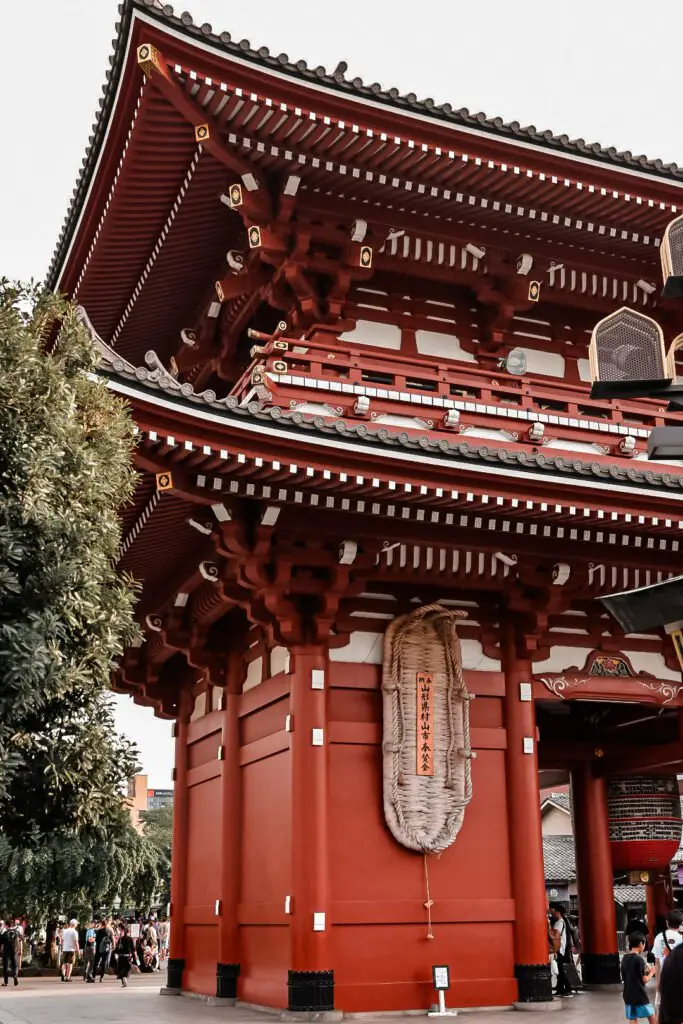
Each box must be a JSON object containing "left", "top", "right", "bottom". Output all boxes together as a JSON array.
[
  {"left": 239, "top": 692, "right": 292, "bottom": 1008},
  {"left": 176, "top": 663, "right": 518, "bottom": 1010},
  {"left": 328, "top": 676, "right": 516, "bottom": 1011}
]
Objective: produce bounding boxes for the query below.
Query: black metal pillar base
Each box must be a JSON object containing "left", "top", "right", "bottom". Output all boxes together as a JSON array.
[
  {"left": 216, "top": 962, "right": 240, "bottom": 999},
  {"left": 287, "top": 970, "right": 334, "bottom": 1012},
  {"left": 166, "top": 958, "right": 185, "bottom": 990},
  {"left": 514, "top": 963, "right": 553, "bottom": 1003},
  {"left": 582, "top": 952, "right": 621, "bottom": 986}
]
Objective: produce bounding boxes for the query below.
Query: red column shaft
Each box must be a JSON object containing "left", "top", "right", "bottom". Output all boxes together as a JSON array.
[
  {"left": 571, "top": 763, "right": 618, "bottom": 955},
  {"left": 501, "top": 624, "right": 550, "bottom": 968},
  {"left": 289, "top": 645, "right": 330, "bottom": 970},
  {"left": 169, "top": 710, "right": 190, "bottom": 964},
  {"left": 218, "top": 690, "right": 241, "bottom": 967}
]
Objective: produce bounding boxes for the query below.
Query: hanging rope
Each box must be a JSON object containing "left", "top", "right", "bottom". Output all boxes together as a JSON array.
[{"left": 423, "top": 853, "right": 435, "bottom": 940}]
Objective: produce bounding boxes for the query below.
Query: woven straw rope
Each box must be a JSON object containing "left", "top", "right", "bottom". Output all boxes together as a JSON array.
[{"left": 382, "top": 604, "right": 474, "bottom": 854}]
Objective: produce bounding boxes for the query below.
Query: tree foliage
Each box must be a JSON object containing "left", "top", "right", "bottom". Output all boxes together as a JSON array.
[
  {"left": 139, "top": 806, "right": 172, "bottom": 906},
  {"left": 0, "top": 282, "right": 140, "bottom": 840},
  {"left": 0, "top": 808, "right": 165, "bottom": 922}
]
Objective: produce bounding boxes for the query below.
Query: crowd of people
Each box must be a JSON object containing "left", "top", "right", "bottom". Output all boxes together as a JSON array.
[
  {"left": 548, "top": 900, "right": 683, "bottom": 1022},
  {"left": 0, "top": 913, "right": 169, "bottom": 990}
]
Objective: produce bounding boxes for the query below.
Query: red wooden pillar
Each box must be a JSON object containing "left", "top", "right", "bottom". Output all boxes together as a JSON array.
[
  {"left": 501, "top": 623, "right": 553, "bottom": 1005},
  {"left": 216, "top": 656, "right": 242, "bottom": 1000},
  {"left": 571, "top": 763, "right": 620, "bottom": 985},
  {"left": 168, "top": 691, "right": 192, "bottom": 991},
  {"left": 287, "top": 644, "right": 333, "bottom": 1012}
]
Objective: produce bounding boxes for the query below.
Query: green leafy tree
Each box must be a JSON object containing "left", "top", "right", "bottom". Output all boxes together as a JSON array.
[
  {"left": 139, "top": 806, "right": 173, "bottom": 906},
  {"left": 0, "top": 282, "right": 139, "bottom": 841},
  {"left": 0, "top": 807, "right": 166, "bottom": 957}
]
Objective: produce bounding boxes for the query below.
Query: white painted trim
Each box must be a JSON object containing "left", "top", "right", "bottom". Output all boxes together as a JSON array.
[
  {"left": 106, "top": 377, "right": 683, "bottom": 504},
  {"left": 133, "top": 10, "right": 683, "bottom": 192}
]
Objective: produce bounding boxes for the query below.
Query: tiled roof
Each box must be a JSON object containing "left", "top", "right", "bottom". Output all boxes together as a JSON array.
[
  {"left": 47, "top": 0, "right": 683, "bottom": 289},
  {"left": 543, "top": 835, "right": 576, "bottom": 883},
  {"left": 542, "top": 793, "right": 571, "bottom": 813},
  {"left": 614, "top": 885, "right": 647, "bottom": 903},
  {"left": 105, "top": 367, "right": 683, "bottom": 496}
]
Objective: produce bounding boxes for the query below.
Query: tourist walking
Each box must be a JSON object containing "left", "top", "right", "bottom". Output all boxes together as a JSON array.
[
  {"left": 94, "top": 917, "right": 115, "bottom": 981},
  {"left": 157, "top": 915, "right": 170, "bottom": 963},
  {"left": 114, "top": 925, "right": 136, "bottom": 988},
  {"left": 621, "top": 931, "right": 656, "bottom": 1023},
  {"left": 1, "top": 918, "right": 22, "bottom": 987},
  {"left": 549, "top": 903, "right": 574, "bottom": 998},
  {"left": 60, "top": 919, "right": 79, "bottom": 983},
  {"left": 83, "top": 919, "right": 97, "bottom": 983},
  {"left": 659, "top": 941, "right": 683, "bottom": 1024},
  {"left": 653, "top": 909, "right": 683, "bottom": 1008}
]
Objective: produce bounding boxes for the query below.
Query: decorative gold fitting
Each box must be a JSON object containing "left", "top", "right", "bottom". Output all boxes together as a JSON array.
[
  {"left": 215, "top": 281, "right": 225, "bottom": 302},
  {"left": 195, "top": 123, "right": 210, "bottom": 143},
  {"left": 528, "top": 280, "right": 541, "bottom": 302},
  {"left": 248, "top": 226, "right": 262, "bottom": 249},
  {"left": 137, "top": 43, "right": 169, "bottom": 79},
  {"left": 273, "top": 340, "right": 289, "bottom": 351},
  {"left": 155, "top": 472, "right": 173, "bottom": 492},
  {"left": 228, "top": 183, "right": 243, "bottom": 208},
  {"left": 359, "top": 244, "right": 373, "bottom": 268}
]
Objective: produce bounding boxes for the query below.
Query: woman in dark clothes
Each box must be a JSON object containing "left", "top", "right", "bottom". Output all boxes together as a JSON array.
[
  {"left": 114, "top": 925, "right": 136, "bottom": 988},
  {"left": 659, "top": 942, "right": 683, "bottom": 1024}
]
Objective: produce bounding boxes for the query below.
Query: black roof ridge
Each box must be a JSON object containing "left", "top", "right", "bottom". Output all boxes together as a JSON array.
[{"left": 46, "top": 0, "right": 683, "bottom": 291}]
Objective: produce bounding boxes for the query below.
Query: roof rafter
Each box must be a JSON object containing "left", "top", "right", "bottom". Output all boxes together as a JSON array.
[{"left": 137, "top": 42, "right": 272, "bottom": 223}]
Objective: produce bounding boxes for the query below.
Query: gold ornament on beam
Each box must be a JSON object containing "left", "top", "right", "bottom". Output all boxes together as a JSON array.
[
  {"left": 228, "top": 183, "right": 243, "bottom": 208},
  {"left": 155, "top": 472, "right": 173, "bottom": 492},
  {"left": 359, "top": 244, "right": 373, "bottom": 268},
  {"left": 528, "top": 280, "right": 541, "bottom": 302},
  {"left": 194, "top": 123, "right": 210, "bottom": 143},
  {"left": 248, "top": 226, "right": 262, "bottom": 249},
  {"left": 137, "top": 44, "right": 170, "bottom": 80}
]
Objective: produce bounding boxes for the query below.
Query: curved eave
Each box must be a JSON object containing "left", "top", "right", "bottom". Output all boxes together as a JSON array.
[
  {"left": 48, "top": 0, "right": 683, "bottom": 296},
  {"left": 106, "top": 371, "right": 683, "bottom": 513}
]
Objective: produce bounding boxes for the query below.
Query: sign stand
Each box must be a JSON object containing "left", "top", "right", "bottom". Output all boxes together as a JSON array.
[{"left": 428, "top": 966, "right": 458, "bottom": 1017}]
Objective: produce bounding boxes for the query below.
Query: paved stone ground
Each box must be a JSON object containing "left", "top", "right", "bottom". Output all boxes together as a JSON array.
[{"left": 0, "top": 976, "right": 634, "bottom": 1023}]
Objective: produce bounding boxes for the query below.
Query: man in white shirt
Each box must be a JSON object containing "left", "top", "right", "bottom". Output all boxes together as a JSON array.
[
  {"left": 651, "top": 909, "right": 683, "bottom": 1009},
  {"left": 61, "top": 920, "right": 80, "bottom": 983}
]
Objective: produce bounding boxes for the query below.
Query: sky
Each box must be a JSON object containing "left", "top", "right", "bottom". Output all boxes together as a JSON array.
[{"left": 2, "top": 0, "right": 683, "bottom": 783}]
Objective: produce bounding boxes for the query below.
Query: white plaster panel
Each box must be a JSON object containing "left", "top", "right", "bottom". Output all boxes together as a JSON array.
[
  {"left": 290, "top": 402, "right": 340, "bottom": 417},
  {"left": 373, "top": 414, "right": 433, "bottom": 429},
  {"left": 243, "top": 655, "right": 263, "bottom": 691},
  {"left": 270, "top": 646, "right": 291, "bottom": 675},
  {"left": 415, "top": 330, "right": 476, "bottom": 362},
  {"left": 190, "top": 690, "right": 207, "bottom": 721},
  {"left": 338, "top": 320, "right": 402, "bottom": 350},
  {"left": 461, "top": 638, "right": 501, "bottom": 672},
  {"left": 460, "top": 426, "right": 516, "bottom": 442},
  {"left": 329, "top": 632, "right": 500, "bottom": 671},
  {"left": 211, "top": 687, "right": 223, "bottom": 711},
  {"left": 521, "top": 349, "right": 565, "bottom": 377},
  {"left": 577, "top": 358, "right": 591, "bottom": 382},
  {"left": 621, "top": 650, "right": 681, "bottom": 682},
  {"left": 534, "top": 647, "right": 584, "bottom": 674},
  {"left": 330, "top": 631, "right": 383, "bottom": 664},
  {"left": 545, "top": 439, "right": 606, "bottom": 454}
]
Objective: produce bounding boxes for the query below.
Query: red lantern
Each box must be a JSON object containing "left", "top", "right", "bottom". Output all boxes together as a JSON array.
[{"left": 607, "top": 775, "right": 682, "bottom": 871}]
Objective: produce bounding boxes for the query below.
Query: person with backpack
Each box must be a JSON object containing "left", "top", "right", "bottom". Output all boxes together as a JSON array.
[
  {"left": 83, "top": 919, "right": 97, "bottom": 983},
  {"left": 93, "top": 917, "right": 115, "bottom": 981},
  {"left": 652, "top": 909, "right": 683, "bottom": 1007},
  {"left": 1, "top": 918, "right": 21, "bottom": 987},
  {"left": 621, "top": 931, "right": 656, "bottom": 1023},
  {"left": 549, "top": 903, "right": 575, "bottom": 998}
]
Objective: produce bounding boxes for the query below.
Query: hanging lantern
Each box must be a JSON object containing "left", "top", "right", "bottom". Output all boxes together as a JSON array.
[{"left": 607, "top": 775, "right": 682, "bottom": 871}]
